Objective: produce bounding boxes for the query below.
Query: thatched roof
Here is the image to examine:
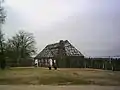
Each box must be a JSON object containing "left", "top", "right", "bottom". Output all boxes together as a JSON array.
[{"left": 35, "top": 40, "right": 84, "bottom": 59}]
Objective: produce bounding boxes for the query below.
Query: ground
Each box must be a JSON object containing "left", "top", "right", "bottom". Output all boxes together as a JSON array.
[
  {"left": 0, "top": 67, "right": 120, "bottom": 86},
  {"left": 0, "top": 85, "right": 120, "bottom": 90}
]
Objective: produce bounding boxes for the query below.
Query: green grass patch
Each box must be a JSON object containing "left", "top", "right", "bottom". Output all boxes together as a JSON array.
[{"left": 0, "top": 67, "right": 120, "bottom": 85}]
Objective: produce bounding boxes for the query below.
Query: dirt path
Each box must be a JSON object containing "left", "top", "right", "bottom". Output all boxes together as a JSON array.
[{"left": 0, "top": 85, "right": 120, "bottom": 90}]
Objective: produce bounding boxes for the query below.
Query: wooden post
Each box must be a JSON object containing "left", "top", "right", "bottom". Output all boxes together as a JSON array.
[
  {"left": 84, "top": 59, "right": 86, "bottom": 68},
  {"left": 109, "top": 56, "right": 113, "bottom": 71},
  {"left": 103, "top": 60, "right": 105, "bottom": 69}
]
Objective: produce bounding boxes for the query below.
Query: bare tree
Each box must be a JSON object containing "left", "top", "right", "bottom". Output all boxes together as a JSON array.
[
  {"left": 0, "top": 30, "right": 4, "bottom": 53},
  {"left": 0, "top": 0, "right": 6, "bottom": 69},
  {"left": 6, "top": 30, "right": 36, "bottom": 66}
]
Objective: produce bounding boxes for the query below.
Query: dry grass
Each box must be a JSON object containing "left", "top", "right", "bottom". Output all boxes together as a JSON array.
[{"left": 0, "top": 67, "right": 120, "bottom": 85}]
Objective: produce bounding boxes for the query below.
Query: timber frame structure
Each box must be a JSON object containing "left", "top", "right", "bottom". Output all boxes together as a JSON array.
[{"left": 35, "top": 40, "right": 84, "bottom": 68}]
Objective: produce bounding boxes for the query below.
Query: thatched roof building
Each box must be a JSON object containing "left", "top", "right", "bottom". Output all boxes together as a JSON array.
[
  {"left": 35, "top": 40, "right": 84, "bottom": 59},
  {"left": 35, "top": 40, "right": 84, "bottom": 68},
  {"left": 34, "top": 40, "right": 120, "bottom": 70}
]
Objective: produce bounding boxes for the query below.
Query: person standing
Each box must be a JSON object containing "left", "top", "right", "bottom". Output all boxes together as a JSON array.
[
  {"left": 48, "top": 58, "right": 52, "bottom": 70},
  {"left": 34, "top": 59, "right": 38, "bottom": 67},
  {"left": 53, "top": 59, "right": 57, "bottom": 70}
]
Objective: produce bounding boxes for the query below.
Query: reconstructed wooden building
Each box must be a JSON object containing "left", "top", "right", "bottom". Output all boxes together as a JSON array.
[{"left": 34, "top": 40, "right": 84, "bottom": 68}]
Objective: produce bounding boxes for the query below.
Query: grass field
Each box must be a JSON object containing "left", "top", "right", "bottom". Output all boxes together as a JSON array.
[{"left": 0, "top": 67, "right": 120, "bottom": 86}]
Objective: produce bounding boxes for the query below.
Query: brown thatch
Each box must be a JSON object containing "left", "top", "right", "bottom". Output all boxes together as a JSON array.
[{"left": 35, "top": 40, "right": 84, "bottom": 59}]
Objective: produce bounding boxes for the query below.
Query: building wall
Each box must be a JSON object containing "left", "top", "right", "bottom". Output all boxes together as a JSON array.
[
  {"left": 36, "top": 57, "right": 120, "bottom": 71},
  {"left": 56, "top": 56, "right": 84, "bottom": 68}
]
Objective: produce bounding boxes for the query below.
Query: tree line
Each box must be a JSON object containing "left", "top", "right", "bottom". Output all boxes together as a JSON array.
[
  {"left": 0, "top": 30, "right": 36, "bottom": 69},
  {"left": 0, "top": 0, "right": 36, "bottom": 69}
]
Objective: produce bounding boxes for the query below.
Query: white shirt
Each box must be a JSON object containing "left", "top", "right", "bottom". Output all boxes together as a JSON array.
[
  {"left": 54, "top": 60, "right": 56, "bottom": 64},
  {"left": 35, "top": 59, "right": 38, "bottom": 64},
  {"left": 49, "top": 59, "right": 53, "bottom": 66}
]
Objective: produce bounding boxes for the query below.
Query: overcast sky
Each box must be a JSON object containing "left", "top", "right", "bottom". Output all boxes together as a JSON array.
[{"left": 3, "top": 0, "right": 120, "bottom": 57}]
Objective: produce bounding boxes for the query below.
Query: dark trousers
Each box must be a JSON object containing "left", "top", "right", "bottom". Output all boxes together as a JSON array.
[
  {"left": 53, "top": 64, "right": 57, "bottom": 70},
  {"left": 49, "top": 66, "right": 51, "bottom": 70},
  {"left": 54, "top": 66, "right": 57, "bottom": 70}
]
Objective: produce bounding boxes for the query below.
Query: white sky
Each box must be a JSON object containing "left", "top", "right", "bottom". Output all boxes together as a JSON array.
[{"left": 3, "top": 0, "right": 120, "bottom": 57}]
